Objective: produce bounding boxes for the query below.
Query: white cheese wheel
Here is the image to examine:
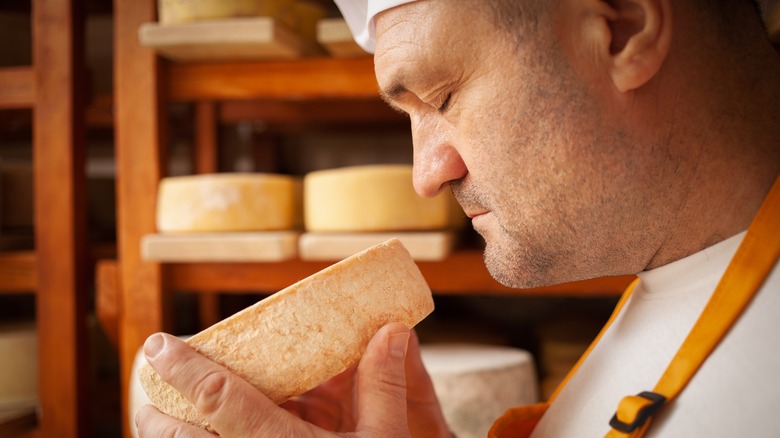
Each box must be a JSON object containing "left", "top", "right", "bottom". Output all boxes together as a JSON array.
[
  {"left": 156, "top": 173, "right": 298, "bottom": 233},
  {"left": 304, "top": 165, "right": 462, "bottom": 232},
  {"left": 0, "top": 322, "right": 38, "bottom": 410},
  {"left": 157, "top": 0, "right": 295, "bottom": 25},
  {"left": 420, "top": 344, "right": 538, "bottom": 438}
]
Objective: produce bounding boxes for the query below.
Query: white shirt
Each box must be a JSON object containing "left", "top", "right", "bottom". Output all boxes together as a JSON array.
[{"left": 531, "top": 231, "right": 780, "bottom": 437}]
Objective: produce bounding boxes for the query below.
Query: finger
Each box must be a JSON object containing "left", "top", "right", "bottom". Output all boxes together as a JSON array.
[
  {"left": 355, "top": 322, "right": 411, "bottom": 436},
  {"left": 281, "top": 363, "right": 359, "bottom": 431},
  {"left": 135, "top": 404, "right": 216, "bottom": 438},
  {"left": 405, "top": 330, "right": 451, "bottom": 437},
  {"left": 144, "top": 333, "right": 317, "bottom": 437},
  {"left": 405, "top": 330, "right": 439, "bottom": 405}
]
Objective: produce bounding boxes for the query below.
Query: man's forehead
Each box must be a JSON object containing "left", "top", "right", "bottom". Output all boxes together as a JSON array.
[{"left": 333, "top": 0, "right": 421, "bottom": 53}]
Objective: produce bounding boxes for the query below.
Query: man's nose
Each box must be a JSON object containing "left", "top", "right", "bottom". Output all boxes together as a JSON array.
[{"left": 411, "top": 116, "right": 467, "bottom": 198}]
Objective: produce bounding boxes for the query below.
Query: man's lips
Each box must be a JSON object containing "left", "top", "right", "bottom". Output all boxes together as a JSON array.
[{"left": 465, "top": 209, "right": 490, "bottom": 219}]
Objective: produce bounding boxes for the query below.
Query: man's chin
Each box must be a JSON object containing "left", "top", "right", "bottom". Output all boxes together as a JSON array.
[{"left": 482, "top": 243, "right": 561, "bottom": 289}]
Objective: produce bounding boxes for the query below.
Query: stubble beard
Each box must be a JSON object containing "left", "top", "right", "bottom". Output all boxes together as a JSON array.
[{"left": 451, "top": 178, "right": 557, "bottom": 288}]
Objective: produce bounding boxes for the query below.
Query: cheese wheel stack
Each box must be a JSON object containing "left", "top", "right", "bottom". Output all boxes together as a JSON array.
[
  {"left": 146, "top": 173, "right": 302, "bottom": 262},
  {"left": 304, "top": 164, "right": 461, "bottom": 232},
  {"left": 300, "top": 164, "right": 464, "bottom": 261}
]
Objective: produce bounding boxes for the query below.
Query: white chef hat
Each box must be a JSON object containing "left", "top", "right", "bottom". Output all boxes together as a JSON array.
[{"left": 333, "top": 0, "right": 419, "bottom": 53}]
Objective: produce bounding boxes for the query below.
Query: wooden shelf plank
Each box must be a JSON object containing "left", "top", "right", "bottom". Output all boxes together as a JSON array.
[
  {"left": 165, "top": 251, "right": 634, "bottom": 296},
  {"left": 0, "top": 251, "right": 37, "bottom": 293},
  {"left": 0, "top": 67, "right": 35, "bottom": 109},
  {"left": 167, "top": 57, "right": 379, "bottom": 102},
  {"left": 139, "top": 17, "right": 320, "bottom": 62}
]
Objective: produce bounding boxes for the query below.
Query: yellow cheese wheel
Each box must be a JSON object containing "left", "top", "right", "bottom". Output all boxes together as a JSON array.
[
  {"left": 304, "top": 165, "right": 462, "bottom": 232},
  {"left": 158, "top": 0, "right": 295, "bottom": 25},
  {"left": 156, "top": 173, "right": 298, "bottom": 233}
]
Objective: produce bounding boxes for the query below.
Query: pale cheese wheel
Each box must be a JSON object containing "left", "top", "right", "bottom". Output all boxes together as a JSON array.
[
  {"left": 0, "top": 322, "right": 38, "bottom": 410},
  {"left": 304, "top": 164, "right": 462, "bottom": 232},
  {"left": 421, "top": 344, "right": 538, "bottom": 438},
  {"left": 156, "top": 173, "right": 298, "bottom": 233},
  {"left": 139, "top": 238, "right": 434, "bottom": 432},
  {"left": 157, "top": 0, "right": 295, "bottom": 25}
]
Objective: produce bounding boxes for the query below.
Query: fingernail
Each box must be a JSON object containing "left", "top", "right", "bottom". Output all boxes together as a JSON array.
[
  {"left": 389, "top": 331, "right": 410, "bottom": 359},
  {"left": 144, "top": 333, "right": 166, "bottom": 360}
]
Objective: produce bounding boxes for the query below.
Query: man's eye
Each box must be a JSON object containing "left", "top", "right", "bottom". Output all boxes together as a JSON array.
[{"left": 438, "top": 93, "right": 453, "bottom": 113}]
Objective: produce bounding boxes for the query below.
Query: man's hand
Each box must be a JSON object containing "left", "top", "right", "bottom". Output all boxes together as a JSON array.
[{"left": 135, "top": 322, "right": 451, "bottom": 437}]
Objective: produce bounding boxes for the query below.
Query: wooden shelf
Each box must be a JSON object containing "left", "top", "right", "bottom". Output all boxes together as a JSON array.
[
  {"left": 161, "top": 251, "right": 633, "bottom": 296},
  {"left": 0, "top": 67, "right": 35, "bottom": 109},
  {"left": 0, "top": 251, "right": 37, "bottom": 293},
  {"left": 0, "top": 244, "right": 116, "bottom": 294},
  {"left": 166, "top": 57, "right": 379, "bottom": 102}
]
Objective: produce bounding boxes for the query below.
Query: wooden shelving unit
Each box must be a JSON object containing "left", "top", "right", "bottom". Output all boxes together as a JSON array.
[
  {"left": 111, "top": 1, "right": 633, "bottom": 435},
  {"left": 0, "top": 1, "right": 89, "bottom": 437}
]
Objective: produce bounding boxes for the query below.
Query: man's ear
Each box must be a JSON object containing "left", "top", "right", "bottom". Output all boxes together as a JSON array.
[{"left": 586, "top": 0, "right": 673, "bottom": 93}]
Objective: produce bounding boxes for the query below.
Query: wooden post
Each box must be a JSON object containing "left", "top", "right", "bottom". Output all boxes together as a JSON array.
[
  {"left": 194, "top": 101, "right": 221, "bottom": 328},
  {"left": 32, "top": 0, "right": 89, "bottom": 436},
  {"left": 114, "top": 0, "right": 169, "bottom": 435}
]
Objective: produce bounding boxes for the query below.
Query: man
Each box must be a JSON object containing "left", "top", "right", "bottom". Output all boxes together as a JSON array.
[{"left": 136, "top": 0, "right": 780, "bottom": 436}]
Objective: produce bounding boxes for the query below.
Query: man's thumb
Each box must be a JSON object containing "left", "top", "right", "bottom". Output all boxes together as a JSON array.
[{"left": 355, "top": 322, "right": 411, "bottom": 436}]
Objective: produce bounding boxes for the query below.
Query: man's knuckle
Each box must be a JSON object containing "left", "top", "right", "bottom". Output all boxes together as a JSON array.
[
  {"left": 194, "top": 368, "right": 232, "bottom": 415},
  {"left": 378, "top": 371, "right": 407, "bottom": 398},
  {"left": 163, "top": 423, "right": 191, "bottom": 438}
]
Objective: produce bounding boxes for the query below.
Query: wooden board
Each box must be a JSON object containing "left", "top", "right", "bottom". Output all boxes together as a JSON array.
[
  {"left": 299, "top": 231, "right": 456, "bottom": 262},
  {"left": 139, "top": 17, "right": 318, "bottom": 62},
  {"left": 141, "top": 231, "right": 300, "bottom": 262},
  {"left": 0, "top": 407, "right": 37, "bottom": 437},
  {"left": 316, "top": 18, "right": 369, "bottom": 58}
]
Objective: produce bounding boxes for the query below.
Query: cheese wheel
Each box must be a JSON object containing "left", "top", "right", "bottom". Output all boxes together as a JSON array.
[
  {"left": 421, "top": 344, "right": 538, "bottom": 438},
  {"left": 304, "top": 164, "right": 462, "bottom": 231},
  {"left": 139, "top": 238, "right": 434, "bottom": 431},
  {"left": 156, "top": 173, "right": 298, "bottom": 233},
  {"left": 157, "top": 0, "right": 294, "bottom": 25},
  {"left": 0, "top": 322, "right": 38, "bottom": 410}
]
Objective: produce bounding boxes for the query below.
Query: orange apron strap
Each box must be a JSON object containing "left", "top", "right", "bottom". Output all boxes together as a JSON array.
[
  {"left": 605, "top": 176, "right": 780, "bottom": 438},
  {"left": 488, "top": 403, "right": 550, "bottom": 438},
  {"left": 488, "top": 279, "right": 641, "bottom": 438}
]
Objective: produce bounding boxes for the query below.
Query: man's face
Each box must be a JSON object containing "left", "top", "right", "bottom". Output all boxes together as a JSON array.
[{"left": 374, "top": 1, "right": 669, "bottom": 287}]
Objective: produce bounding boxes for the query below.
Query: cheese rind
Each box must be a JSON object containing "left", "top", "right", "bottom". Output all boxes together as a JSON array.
[
  {"left": 304, "top": 164, "right": 461, "bottom": 231},
  {"left": 156, "top": 173, "right": 297, "bottom": 233},
  {"left": 139, "top": 238, "right": 434, "bottom": 431}
]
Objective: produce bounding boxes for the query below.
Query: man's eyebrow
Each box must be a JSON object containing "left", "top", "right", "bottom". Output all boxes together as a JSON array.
[{"left": 379, "top": 81, "right": 409, "bottom": 113}]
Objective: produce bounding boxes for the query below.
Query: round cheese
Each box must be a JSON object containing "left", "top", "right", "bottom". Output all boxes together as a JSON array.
[
  {"left": 420, "top": 343, "right": 538, "bottom": 438},
  {"left": 156, "top": 173, "right": 298, "bottom": 233},
  {"left": 0, "top": 322, "right": 38, "bottom": 410},
  {"left": 304, "top": 164, "right": 462, "bottom": 232},
  {"left": 158, "top": 0, "right": 295, "bottom": 25}
]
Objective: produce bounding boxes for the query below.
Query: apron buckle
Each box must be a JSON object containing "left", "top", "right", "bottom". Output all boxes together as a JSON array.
[{"left": 609, "top": 391, "right": 667, "bottom": 433}]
